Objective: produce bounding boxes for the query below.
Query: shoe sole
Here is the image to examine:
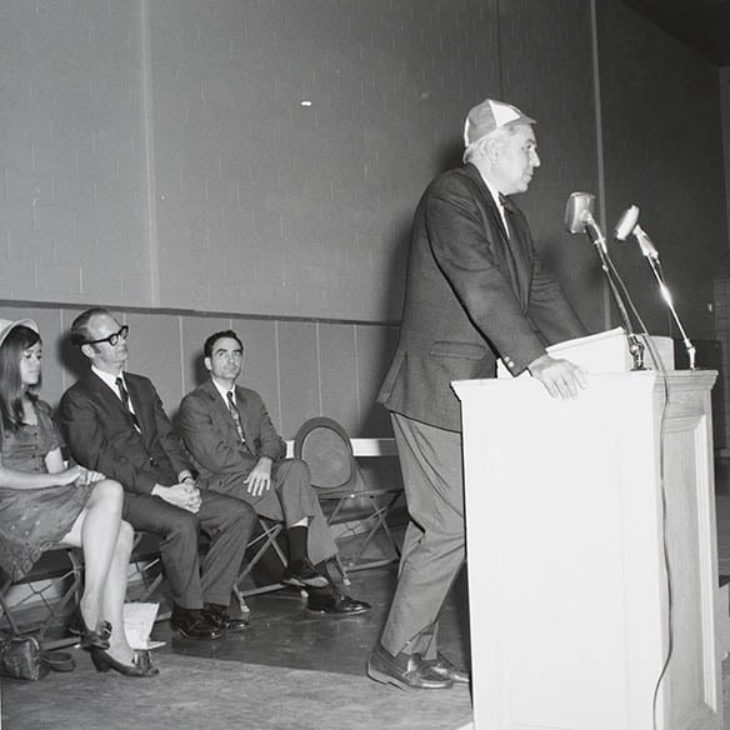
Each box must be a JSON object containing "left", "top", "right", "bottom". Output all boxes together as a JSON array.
[
  {"left": 171, "top": 626, "right": 223, "bottom": 640},
  {"left": 282, "top": 577, "right": 330, "bottom": 589},
  {"left": 367, "top": 663, "right": 453, "bottom": 690},
  {"left": 306, "top": 606, "right": 370, "bottom": 617},
  {"left": 367, "top": 664, "right": 415, "bottom": 690}
]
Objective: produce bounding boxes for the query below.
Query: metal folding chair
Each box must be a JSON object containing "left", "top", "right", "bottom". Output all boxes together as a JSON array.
[
  {"left": 293, "top": 417, "right": 404, "bottom": 583},
  {"left": 0, "top": 547, "right": 83, "bottom": 649},
  {"left": 232, "top": 517, "right": 289, "bottom": 613}
]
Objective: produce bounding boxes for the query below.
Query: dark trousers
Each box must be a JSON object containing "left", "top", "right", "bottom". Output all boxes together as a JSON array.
[
  {"left": 123, "top": 489, "right": 256, "bottom": 609},
  {"left": 379, "top": 412, "right": 465, "bottom": 658}
]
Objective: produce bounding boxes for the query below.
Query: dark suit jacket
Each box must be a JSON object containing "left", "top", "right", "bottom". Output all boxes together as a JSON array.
[
  {"left": 178, "top": 379, "right": 286, "bottom": 492},
  {"left": 58, "top": 371, "right": 193, "bottom": 495},
  {"left": 378, "top": 163, "right": 586, "bottom": 431}
]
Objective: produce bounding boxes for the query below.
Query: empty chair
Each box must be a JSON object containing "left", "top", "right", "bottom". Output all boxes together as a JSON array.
[{"left": 293, "top": 417, "right": 403, "bottom": 583}]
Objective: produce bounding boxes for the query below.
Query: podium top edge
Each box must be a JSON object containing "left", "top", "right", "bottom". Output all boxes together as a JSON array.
[{"left": 452, "top": 369, "right": 718, "bottom": 393}]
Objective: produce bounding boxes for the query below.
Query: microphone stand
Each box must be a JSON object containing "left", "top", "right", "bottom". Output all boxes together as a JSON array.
[
  {"left": 639, "top": 248, "right": 696, "bottom": 370},
  {"left": 585, "top": 226, "right": 646, "bottom": 370}
]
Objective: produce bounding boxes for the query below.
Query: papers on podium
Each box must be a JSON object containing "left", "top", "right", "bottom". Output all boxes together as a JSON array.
[{"left": 497, "top": 327, "right": 675, "bottom": 378}]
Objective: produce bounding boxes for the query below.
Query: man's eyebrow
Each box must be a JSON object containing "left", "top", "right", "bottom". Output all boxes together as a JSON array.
[{"left": 214, "top": 346, "right": 242, "bottom": 355}]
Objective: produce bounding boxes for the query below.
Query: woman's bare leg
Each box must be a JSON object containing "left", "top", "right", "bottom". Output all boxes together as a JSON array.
[
  {"left": 102, "top": 520, "right": 135, "bottom": 663},
  {"left": 60, "top": 480, "right": 123, "bottom": 629}
]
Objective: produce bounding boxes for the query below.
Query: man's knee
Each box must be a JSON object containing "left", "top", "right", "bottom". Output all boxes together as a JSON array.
[
  {"left": 276, "top": 458, "right": 310, "bottom": 489},
  {"left": 213, "top": 494, "right": 257, "bottom": 532}
]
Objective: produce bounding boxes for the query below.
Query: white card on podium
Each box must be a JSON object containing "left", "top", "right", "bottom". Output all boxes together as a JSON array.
[{"left": 497, "top": 327, "right": 674, "bottom": 378}]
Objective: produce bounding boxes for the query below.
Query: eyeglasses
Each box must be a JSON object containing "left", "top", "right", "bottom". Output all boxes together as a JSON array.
[{"left": 85, "top": 325, "right": 130, "bottom": 347}]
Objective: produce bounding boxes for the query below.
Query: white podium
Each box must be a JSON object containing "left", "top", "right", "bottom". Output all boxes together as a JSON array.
[{"left": 453, "top": 369, "right": 727, "bottom": 730}]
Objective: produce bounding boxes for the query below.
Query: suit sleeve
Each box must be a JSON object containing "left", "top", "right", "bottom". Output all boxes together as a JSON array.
[
  {"left": 525, "top": 253, "right": 587, "bottom": 346},
  {"left": 178, "top": 393, "right": 257, "bottom": 476},
  {"left": 144, "top": 382, "right": 193, "bottom": 478},
  {"left": 249, "top": 394, "right": 286, "bottom": 462},
  {"left": 425, "top": 180, "right": 547, "bottom": 372},
  {"left": 58, "top": 386, "right": 157, "bottom": 495}
]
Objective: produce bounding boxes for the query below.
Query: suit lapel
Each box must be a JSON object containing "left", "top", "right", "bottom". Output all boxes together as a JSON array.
[
  {"left": 88, "top": 371, "right": 140, "bottom": 432},
  {"left": 234, "top": 386, "right": 254, "bottom": 450},
  {"left": 203, "top": 379, "right": 242, "bottom": 445}
]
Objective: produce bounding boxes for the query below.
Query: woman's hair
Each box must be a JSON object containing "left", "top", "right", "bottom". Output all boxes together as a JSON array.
[{"left": 0, "top": 325, "right": 42, "bottom": 432}]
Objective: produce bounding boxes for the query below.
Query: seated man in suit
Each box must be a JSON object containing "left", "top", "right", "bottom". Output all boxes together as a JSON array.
[
  {"left": 178, "top": 329, "right": 370, "bottom": 616},
  {"left": 58, "top": 308, "right": 255, "bottom": 640}
]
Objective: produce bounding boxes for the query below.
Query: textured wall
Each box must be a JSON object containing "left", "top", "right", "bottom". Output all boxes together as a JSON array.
[
  {"left": 597, "top": 0, "right": 726, "bottom": 340},
  {"left": 0, "top": 1, "right": 149, "bottom": 305},
  {"left": 147, "top": 0, "right": 505, "bottom": 320}
]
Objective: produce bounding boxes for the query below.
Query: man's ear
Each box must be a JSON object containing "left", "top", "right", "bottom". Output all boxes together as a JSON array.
[
  {"left": 204, "top": 356, "right": 212, "bottom": 373},
  {"left": 80, "top": 343, "right": 94, "bottom": 360},
  {"left": 484, "top": 136, "right": 501, "bottom": 162}
]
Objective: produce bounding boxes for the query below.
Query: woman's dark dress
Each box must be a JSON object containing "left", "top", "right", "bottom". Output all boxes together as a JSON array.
[{"left": 0, "top": 400, "right": 92, "bottom": 580}]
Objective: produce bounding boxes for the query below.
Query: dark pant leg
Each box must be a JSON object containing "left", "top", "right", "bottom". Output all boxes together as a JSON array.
[
  {"left": 123, "top": 493, "right": 204, "bottom": 610},
  {"left": 195, "top": 490, "right": 256, "bottom": 606},
  {"left": 271, "top": 459, "right": 338, "bottom": 564},
  {"left": 379, "top": 413, "right": 465, "bottom": 659}
]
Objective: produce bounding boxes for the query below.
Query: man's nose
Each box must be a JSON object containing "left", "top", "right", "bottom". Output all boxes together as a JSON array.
[{"left": 530, "top": 149, "right": 540, "bottom": 167}]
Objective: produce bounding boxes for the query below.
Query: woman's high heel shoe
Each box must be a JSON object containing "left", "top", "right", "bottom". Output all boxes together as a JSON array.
[
  {"left": 90, "top": 648, "right": 159, "bottom": 677},
  {"left": 72, "top": 606, "right": 111, "bottom": 650}
]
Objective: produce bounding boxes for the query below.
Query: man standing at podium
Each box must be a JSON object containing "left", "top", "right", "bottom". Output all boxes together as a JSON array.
[{"left": 367, "top": 98, "right": 588, "bottom": 690}]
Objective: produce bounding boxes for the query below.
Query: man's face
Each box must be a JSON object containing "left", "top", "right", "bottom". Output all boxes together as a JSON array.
[
  {"left": 84, "top": 313, "right": 129, "bottom": 372},
  {"left": 205, "top": 337, "right": 243, "bottom": 382},
  {"left": 491, "top": 124, "right": 540, "bottom": 195}
]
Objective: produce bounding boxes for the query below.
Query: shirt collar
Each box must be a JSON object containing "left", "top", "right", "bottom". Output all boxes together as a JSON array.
[
  {"left": 92, "top": 365, "right": 125, "bottom": 392},
  {"left": 211, "top": 378, "right": 236, "bottom": 405}
]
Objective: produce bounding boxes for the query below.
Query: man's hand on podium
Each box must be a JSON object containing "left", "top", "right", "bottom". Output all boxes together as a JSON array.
[{"left": 528, "top": 354, "right": 588, "bottom": 400}]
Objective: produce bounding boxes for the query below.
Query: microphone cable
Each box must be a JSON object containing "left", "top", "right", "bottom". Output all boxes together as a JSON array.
[{"left": 604, "top": 253, "right": 673, "bottom": 730}]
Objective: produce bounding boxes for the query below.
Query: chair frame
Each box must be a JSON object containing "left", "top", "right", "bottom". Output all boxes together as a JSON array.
[
  {"left": 0, "top": 546, "right": 83, "bottom": 649},
  {"left": 293, "top": 416, "right": 403, "bottom": 583},
  {"left": 232, "top": 517, "right": 289, "bottom": 613}
]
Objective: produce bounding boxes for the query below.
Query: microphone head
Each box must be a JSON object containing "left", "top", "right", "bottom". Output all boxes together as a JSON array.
[
  {"left": 565, "top": 192, "right": 595, "bottom": 234},
  {"left": 614, "top": 205, "right": 639, "bottom": 241}
]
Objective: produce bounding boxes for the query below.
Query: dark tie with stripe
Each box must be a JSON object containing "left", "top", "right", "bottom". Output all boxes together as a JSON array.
[
  {"left": 116, "top": 377, "right": 141, "bottom": 431},
  {"left": 226, "top": 391, "right": 246, "bottom": 445}
]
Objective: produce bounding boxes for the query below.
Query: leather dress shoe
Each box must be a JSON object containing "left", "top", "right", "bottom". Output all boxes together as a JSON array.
[
  {"left": 306, "top": 585, "right": 371, "bottom": 616},
  {"left": 425, "top": 653, "right": 470, "bottom": 684},
  {"left": 367, "top": 643, "right": 453, "bottom": 690},
  {"left": 201, "top": 603, "right": 250, "bottom": 633},
  {"left": 170, "top": 605, "right": 223, "bottom": 640}
]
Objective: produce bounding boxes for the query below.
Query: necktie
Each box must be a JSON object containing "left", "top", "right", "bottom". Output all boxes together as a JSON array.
[
  {"left": 226, "top": 391, "right": 246, "bottom": 444},
  {"left": 498, "top": 193, "right": 514, "bottom": 238},
  {"left": 116, "top": 377, "right": 141, "bottom": 431}
]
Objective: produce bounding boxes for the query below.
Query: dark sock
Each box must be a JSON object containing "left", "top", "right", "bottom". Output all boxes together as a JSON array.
[{"left": 288, "top": 525, "right": 308, "bottom": 563}]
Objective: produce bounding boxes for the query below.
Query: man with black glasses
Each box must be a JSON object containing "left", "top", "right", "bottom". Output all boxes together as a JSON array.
[{"left": 58, "top": 308, "right": 255, "bottom": 640}]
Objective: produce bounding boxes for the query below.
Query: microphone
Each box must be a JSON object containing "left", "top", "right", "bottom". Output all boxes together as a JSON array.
[
  {"left": 564, "top": 192, "right": 606, "bottom": 252},
  {"left": 613, "top": 205, "right": 659, "bottom": 260},
  {"left": 614, "top": 205, "right": 639, "bottom": 241}
]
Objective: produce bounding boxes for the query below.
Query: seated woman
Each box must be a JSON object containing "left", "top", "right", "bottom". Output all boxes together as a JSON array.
[{"left": 0, "top": 318, "right": 157, "bottom": 678}]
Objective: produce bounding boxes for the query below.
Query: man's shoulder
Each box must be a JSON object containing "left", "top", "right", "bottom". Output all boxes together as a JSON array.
[
  {"left": 124, "top": 372, "right": 154, "bottom": 390},
  {"left": 180, "top": 381, "right": 216, "bottom": 408},
  {"left": 424, "top": 164, "right": 486, "bottom": 204},
  {"left": 235, "top": 385, "right": 264, "bottom": 404}
]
